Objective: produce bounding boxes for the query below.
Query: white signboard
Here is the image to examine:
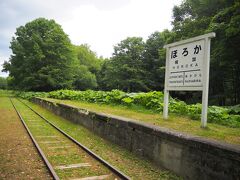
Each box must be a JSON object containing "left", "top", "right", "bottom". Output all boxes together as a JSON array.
[
  {"left": 163, "top": 33, "right": 216, "bottom": 127},
  {"left": 168, "top": 40, "right": 204, "bottom": 88}
]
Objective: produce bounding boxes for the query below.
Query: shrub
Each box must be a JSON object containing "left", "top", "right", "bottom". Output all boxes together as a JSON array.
[{"left": 15, "top": 89, "right": 240, "bottom": 128}]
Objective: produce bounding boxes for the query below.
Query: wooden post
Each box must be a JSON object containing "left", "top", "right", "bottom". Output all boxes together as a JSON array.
[{"left": 201, "top": 37, "right": 211, "bottom": 128}]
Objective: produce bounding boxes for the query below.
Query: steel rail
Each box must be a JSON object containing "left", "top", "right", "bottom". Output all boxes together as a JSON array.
[
  {"left": 17, "top": 98, "right": 131, "bottom": 180},
  {"left": 9, "top": 98, "right": 59, "bottom": 180}
]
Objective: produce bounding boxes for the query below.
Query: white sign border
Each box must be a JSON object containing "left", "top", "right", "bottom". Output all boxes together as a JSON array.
[{"left": 163, "top": 32, "right": 216, "bottom": 128}]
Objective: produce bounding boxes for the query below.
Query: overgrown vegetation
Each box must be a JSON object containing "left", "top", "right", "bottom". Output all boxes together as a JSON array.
[
  {"left": 15, "top": 90, "right": 240, "bottom": 128},
  {"left": 19, "top": 98, "right": 181, "bottom": 179}
]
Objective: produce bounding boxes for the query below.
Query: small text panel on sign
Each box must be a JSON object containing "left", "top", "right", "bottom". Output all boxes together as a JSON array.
[{"left": 168, "top": 39, "right": 204, "bottom": 88}]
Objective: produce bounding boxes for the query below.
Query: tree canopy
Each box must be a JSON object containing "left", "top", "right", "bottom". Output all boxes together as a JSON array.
[
  {"left": 72, "top": 44, "right": 100, "bottom": 90},
  {"left": 143, "top": 30, "right": 173, "bottom": 91},
  {"left": 3, "top": 18, "right": 75, "bottom": 91},
  {"left": 100, "top": 37, "right": 148, "bottom": 92},
  {"left": 171, "top": 0, "right": 240, "bottom": 105}
]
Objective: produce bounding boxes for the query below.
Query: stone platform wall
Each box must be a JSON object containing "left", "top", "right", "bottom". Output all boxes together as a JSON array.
[{"left": 32, "top": 98, "right": 240, "bottom": 180}]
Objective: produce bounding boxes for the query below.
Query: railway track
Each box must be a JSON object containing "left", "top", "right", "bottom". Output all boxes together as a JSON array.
[{"left": 10, "top": 98, "right": 130, "bottom": 180}]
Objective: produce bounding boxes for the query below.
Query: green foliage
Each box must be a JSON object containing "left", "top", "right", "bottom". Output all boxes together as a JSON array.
[
  {"left": 227, "top": 104, "right": 240, "bottom": 115},
  {"left": 14, "top": 91, "right": 48, "bottom": 100},
  {"left": 132, "top": 91, "right": 164, "bottom": 111},
  {"left": 74, "top": 44, "right": 101, "bottom": 73},
  {"left": 122, "top": 97, "right": 134, "bottom": 105},
  {"left": 16, "top": 90, "right": 240, "bottom": 128},
  {"left": 72, "top": 65, "right": 97, "bottom": 90},
  {"left": 0, "top": 90, "right": 13, "bottom": 97},
  {"left": 99, "top": 37, "right": 148, "bottom": 92},
  {"left": 0, "top": 77, "right": 7, "bottom": 89},
  {"left": 208, "top": 2, "right": 240, "bottom": 105},
  {"left": 72, "top": 44, "right": 102, "bottom": 90},
  {"left": 3, "top": 18, "right": 75, "bottom": 91},
  {"left": 172, "top": 0, "right": 240, "bottom": 105},
  {"left": 142, "top": 31, "right": 167, "bottom": 91}
]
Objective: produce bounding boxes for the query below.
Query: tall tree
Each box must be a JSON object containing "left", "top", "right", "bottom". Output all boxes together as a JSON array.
[
  {"left": 209, "top": 2, "right": 240, "bottom": 105},
  {"left": 171, "top": 0, "right": 239, "bottom": 105},
  {"left": 72, "top": 65, "right": 97, "bottom": 90},
  {"left": 3, "top": 18, "right": 74, "bottom": 91},
  {"left": 172, "top": 0, "right": 234, "bottom": 39},
  {"left": 101, "top": 37, "right": 148, "bottom": 92},
  {"left": 143, "top": 30, "right": 174, "bottom": 90},
  {"left": 72, "top": 44, "right": 100, "bottom": 90},
  {"left": 74, "top": 44, "right": 101, "bottom": 74}
]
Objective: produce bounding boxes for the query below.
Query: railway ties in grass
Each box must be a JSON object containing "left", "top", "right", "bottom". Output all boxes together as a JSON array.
[{"left": 11, "top": 98, "right": 126, "bottom": 180}]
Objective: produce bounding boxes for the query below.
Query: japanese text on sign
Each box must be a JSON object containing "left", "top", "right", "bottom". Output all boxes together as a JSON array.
[{"left": 168, "top": 40, "right": 204, "bottom": 88}]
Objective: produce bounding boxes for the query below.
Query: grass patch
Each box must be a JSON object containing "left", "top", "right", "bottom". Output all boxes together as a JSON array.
[
  {"left": 0, "top": 90, "right": 13, "bottom": 97},
  {"left": 45, "top": 98, "right": 240, "bottom": 145}
]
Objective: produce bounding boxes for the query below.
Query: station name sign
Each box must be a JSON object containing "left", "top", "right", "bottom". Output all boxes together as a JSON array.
[
  {"left": 168, "top": 40, "right": 204, "bottom": 89},
  {"left": 163, "top": 33, "right": 216, "bottom": 127}
]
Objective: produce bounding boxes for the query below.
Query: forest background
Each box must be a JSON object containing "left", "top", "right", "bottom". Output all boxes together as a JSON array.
[{"left": 1, "top": 0, "right": 240, "bottom": 106}]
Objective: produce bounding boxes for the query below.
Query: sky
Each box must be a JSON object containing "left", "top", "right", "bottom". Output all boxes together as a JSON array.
[{"left": 0, "top": 0, "right": 182, "bottom": 77}]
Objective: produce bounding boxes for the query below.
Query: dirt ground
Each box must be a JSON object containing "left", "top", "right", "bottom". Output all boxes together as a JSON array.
[{"left": 0, "top": 97, "right": 52, "bottom": 179}]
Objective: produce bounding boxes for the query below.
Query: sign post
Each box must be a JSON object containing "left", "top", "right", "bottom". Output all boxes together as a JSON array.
[{"left": 163, "top": 33, "right": 215, "bottom": 128}]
